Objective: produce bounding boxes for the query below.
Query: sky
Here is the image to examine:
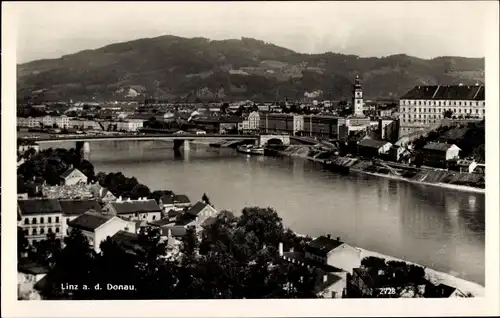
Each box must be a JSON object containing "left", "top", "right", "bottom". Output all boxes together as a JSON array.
[{"left": 12, "top": 1, "right": 493, "bottom": 64}]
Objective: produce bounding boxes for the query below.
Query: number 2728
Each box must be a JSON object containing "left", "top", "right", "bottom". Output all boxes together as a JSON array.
[{"left": 379, "top": 287, "right": 396, "bottom": 295}]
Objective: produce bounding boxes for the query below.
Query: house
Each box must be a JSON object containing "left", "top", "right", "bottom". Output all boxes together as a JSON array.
[
  {"left": 159, "top": 195, "right": 176, "bottom": 212},
  {"left": 89, "top": 184, "right": 117, "bottom": 203},
  {"left": 456, "top": 159, "right": 477, "bottom": 173},
  {"left": 60, "top": 167, "right": 88, "bottom": 186},
  {"left": 105, "top": 197, "right": 162, "bottom": 222},
  {"left": 59, "top": 199, "right": 102, "bottom": 236},
  {"left": 68, "top": 211, "right": 133, "bottom": 253},
  {"left": 173, "top": 194, "right": 191, "bottom": 208},
  {"left": 278, "top": 243, "right": 348, "bottom": 298},
  {"left": 18, "top": 260, "right": 49, "bottom": 300},
  {"left": 18, "top": 199, "right": 64, "bottom": 244},
  {"left": 422, "top": 143, "right": 461, "bottom": 163},
  {"left": 185, "top": 201, "right": 218, "bottom": 225},
  {"left": 423, "top": 283, "right": 467, "bottom": 298},
  {"left": 357, "top": 139, "right": 393, "bottom": 158},
  {"left": 304, "top": 236, "right": 361, "bottom": 274}
]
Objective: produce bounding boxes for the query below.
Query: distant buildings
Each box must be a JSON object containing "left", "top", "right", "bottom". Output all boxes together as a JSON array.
[{"left": 398, "top": 84, "right": 485, "bottom": 137}]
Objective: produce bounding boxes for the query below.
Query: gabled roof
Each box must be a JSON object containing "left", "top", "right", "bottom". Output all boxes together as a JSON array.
[
  {"left": 160, "top": 195, "right": 174, "bottom": 205},
  {"left": 305, "top": 236, "right": 344, "bottom": 257},
  {"left": 60, "top": 167, "right": 84, "bottom": 179},
  {"left": 400, "top": 85, "right": 485, "bottom": 101},
  {"left": 59, "top": 199, "right": 102, "bottom": 216},
  {"left": 423, "top": 143, "right": 459, "bottom": 152},
  {"left": 186, "top": 201, "right": 211, "bottom": 216},
  {"left": 358, "top": 139, "right": 391, "bottom": 149},
  {"left": 18, "top": 199, "right": 62, "bottom": 216},
  {"left": 109, "top": 199, "right": 161, "bottom": 214},
  {"left": 68, "top": 211, "right": 114, "bottom": 232},
  {"left": 148, "top": 218, "right": 174, "bottom": 227},
  {"left": 173, "top": 194, "right": 191, "bottom": 204},
  {"left": 175, "top": 213, "right": 197, "bottom": 226}
]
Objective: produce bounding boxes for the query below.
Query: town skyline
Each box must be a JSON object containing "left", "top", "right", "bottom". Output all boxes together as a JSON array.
[{"left": 15, "top": 1, "right": 490, "bottom": 63}]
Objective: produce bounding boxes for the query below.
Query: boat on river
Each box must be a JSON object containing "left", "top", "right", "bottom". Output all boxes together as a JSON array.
[
  {"left": 323, "top": 160, "right": 350, "bottom": 174},
  {"left": 237, "top": 144, "right": 265, "bottom": 155}
]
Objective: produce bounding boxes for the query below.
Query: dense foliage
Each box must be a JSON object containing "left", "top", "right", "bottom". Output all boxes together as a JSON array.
[{"left": 25, "top": 207, "right": 318, "bottom": 299}]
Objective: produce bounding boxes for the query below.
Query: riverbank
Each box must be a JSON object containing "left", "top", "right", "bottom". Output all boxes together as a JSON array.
[
  {"left": 268, "top": 147, "right": 485, "bottom": 194},
  {"left": 357, "top": 247, "right": 485, "bottom": 297},
  {"left": 293, "top": 234, "right": 484, "bottom": 297}
]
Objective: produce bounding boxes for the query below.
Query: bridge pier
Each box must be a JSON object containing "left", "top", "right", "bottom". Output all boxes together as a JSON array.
[
  {"left": 173, "top": 139, "right": 190, "bottom": 151},
  {"left": 75, "top": 141, "right": 90, "bottom": 161}
]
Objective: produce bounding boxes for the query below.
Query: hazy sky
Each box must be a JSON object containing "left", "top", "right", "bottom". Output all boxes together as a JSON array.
[{"left": 12, "top": 1, "right": 492, "bottom": 63}]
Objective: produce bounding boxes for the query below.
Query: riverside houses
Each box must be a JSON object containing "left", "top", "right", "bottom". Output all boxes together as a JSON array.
[
  {"left": 185, "top": 201, "right": 219, "bottom": 225},
  {"left": 104, "top": 197, "right": 162, "bottom": 222},
  {"left": 422, "top": 143, "right": 461, "bottom": 165},
  {"left": 304, "top": 236, "right": 361, "bottom": 274},
  {"left": 357, "top": 139, "right": 393, "bottom": 158},
  {"left": 68, "top": 211, "right": 133, "bottom": 253}
]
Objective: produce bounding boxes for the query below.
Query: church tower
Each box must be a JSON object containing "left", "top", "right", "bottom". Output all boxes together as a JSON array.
[{"left": 352, "top": 75, "right": 364, "bottom": 117}]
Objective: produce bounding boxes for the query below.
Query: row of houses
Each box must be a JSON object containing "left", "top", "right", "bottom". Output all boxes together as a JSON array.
[{"left": 17, "top": 115, "right": 147, "bottom": 132}]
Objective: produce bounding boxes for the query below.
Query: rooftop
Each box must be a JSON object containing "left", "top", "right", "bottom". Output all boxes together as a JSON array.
[
  {"left": 110, "top": 199, "right": 161, "bottom": 214},
  {"left": 400, "top": 85, "right": 485, "bottom": 101},
  {"left": 358, "top": 138, "right": 391, "bottom": 149},
  {"left": 60, "top": 167, "right": 82, "bottom": 179},
  {"left": 423, "top": 143, "right": 459, "bottom": 152},
  {"left": 18, "top": 259, "right": 50, "bottom": 275},
  {"left": 68, "top": 211, "right": 114, "bottom": 232},
  {"left": 305, "top": 236, "right": 344, "bottom": 257},
  {"left": 173, "top": 194, "right": 191, "bottom": 204},
  {"left": 186, "top": 201, "right": 211, "bottom": 216},
  {"left": 18, "top": 199, "right": 62, "bottom": 216},
  {"left": 59, "top": 199, "right": 102, "bottom": 216}
]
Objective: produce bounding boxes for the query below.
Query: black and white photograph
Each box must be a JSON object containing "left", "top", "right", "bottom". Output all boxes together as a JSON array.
[{"left": 2, "top": 1, "right": 499, "bottom": 316}]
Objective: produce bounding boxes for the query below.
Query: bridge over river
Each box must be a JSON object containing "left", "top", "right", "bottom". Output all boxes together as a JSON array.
[{"left": 22, "top": 133, "right": 292, "bottom": 159}]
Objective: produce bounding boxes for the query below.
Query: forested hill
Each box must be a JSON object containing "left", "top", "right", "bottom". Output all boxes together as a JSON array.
[{"left": 17, "top": 35, "right": 485, "bottom": 102}]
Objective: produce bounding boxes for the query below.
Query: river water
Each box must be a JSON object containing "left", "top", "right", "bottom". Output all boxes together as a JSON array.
[{"left": 41, "top": 140, "right": 485, "bottom": 285}]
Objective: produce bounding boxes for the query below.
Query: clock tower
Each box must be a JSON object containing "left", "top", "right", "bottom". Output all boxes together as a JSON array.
[{"left": 352, "top": 75, "right": 364, "bottom": 117}]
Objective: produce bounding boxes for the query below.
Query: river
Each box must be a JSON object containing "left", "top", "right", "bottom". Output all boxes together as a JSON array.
[{"left": 40, "top": 139, "right": 485, "bottom": 285}]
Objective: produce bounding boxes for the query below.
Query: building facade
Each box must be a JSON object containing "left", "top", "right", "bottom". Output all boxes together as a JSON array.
[{"left": 398, "top": 84, "right": 485, "bottom": 137}]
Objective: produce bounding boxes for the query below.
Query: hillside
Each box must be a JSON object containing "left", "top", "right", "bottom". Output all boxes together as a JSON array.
[{"left": 17, "top": 35, "right": 485, "bottom": 102}]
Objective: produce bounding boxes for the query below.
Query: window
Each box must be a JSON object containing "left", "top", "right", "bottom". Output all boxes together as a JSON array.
[
  {"left": 40, "top": 217, "right": 44, "bottom": 224},
  {"left": 32, "top": 218, "right": 37, "bottom": 224},
  {"left": 56, "top": 216, "right": 59, "bottom": 223},
  {"left": 48, "top": 228, "right": 53, "bottom": 234},
  {"left": 32, "top": 229, "right": 37, "bottom": 235},
  {"left": 459, "top": 102, "right": 462, "bottom": 106},
  {"left": 55, "top": 228, "right": 60, "bottom": 233},
  {"left": 476, "top": 109, "right": 479, "bottom": 113},
  {"left": 24, "top": 218, "right": 29, "bottom": 225},
  {"left": 424, "top": 101, "right": 427, "bottom": 106},
  {"left": 48, "top": 217, "right": 52, "bottom": 223},
  {"left": 152, "top": 215, "right": 156, "bottom": 221},
  {"left": 40, "top": 228, "right": 45, "bottom": 234}
]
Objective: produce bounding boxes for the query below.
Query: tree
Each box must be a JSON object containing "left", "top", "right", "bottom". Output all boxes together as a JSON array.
[
  {"left": 130, "top": 183, "right": 151, "bottom": 199},
  {"left": 17, "top": 227, "right": 29, "bottom": 258},
  {"left": 443, "top": 109, "right": 453, "bottom": 119},
  {"left": 201, "top": 192, "right": 212, "bottom": 206},
  {"left": 238, "top": 207, "right": 285, "bottom": 249}
]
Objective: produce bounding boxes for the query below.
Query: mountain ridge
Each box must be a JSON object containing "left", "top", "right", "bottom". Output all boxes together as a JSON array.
[{"left": 17, "top": 35, "right": 485, "bottom": 102}]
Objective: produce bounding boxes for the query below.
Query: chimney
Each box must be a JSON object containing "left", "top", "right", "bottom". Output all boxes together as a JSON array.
[
  {"left": 337, "top": 236, "right": 340, "bottom": 242},
  {"left": 323, "top": 275, "right": 328, "bottom": 283},
  {"left": 195, "top": 216, "right": 199, "bottom": 224},
  {"left": 278, "top": 242, "right": 283, "bottom": 256},
  {"left": 167, "top": 228, "right": 172, "bottom": 238},
  {"left": 99, "top": 187, "right": 103, "bottom": 197},
  {"left": 326, "top": 234, "right": 331, "bottom": 239}
]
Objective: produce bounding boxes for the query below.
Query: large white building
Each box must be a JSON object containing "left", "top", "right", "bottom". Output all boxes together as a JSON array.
[{"left": 398, "top": 84, "right": 485, "bottom": 137}]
